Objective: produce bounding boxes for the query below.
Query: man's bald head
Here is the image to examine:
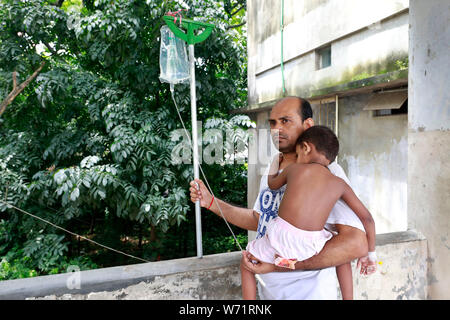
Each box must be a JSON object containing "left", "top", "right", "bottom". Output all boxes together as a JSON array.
[{"left": 273, "top": 96, "right": 313, "bottom": 122}]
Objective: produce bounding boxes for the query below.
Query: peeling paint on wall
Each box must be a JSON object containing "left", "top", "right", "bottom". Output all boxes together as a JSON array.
[
  {"left": 408, "top": 0, "right": 450, "bottom": 132},
  {"left": 352, "top": 235, "right": 427, "bottom": 300},
  {"left": 339, "top": 95, "right": 408, "bottom": 233}
]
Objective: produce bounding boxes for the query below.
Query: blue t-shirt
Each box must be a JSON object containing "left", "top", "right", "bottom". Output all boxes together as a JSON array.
[{"left": 254, "top": 183, "right": 286, "bottom": 239}]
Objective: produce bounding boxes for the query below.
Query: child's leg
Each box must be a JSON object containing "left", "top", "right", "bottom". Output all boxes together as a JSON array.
[
  {"left": 240, "top": 259, "right": 257, "bottom": 300},
  {"left": 336, "top": 262, "right": 353, "bottom": 300}
]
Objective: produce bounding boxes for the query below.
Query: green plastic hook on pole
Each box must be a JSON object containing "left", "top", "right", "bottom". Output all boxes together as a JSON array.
[
  {"left": 163, "top": 15, "right": 214, "bottom": 45},
  {"left": 163, "top": 15, "right": 214, "bottom": 259}
]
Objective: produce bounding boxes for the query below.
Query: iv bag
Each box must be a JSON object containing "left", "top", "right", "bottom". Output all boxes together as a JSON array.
[{"left": 159, "top": 25, "right": 190, "bottom": 85}]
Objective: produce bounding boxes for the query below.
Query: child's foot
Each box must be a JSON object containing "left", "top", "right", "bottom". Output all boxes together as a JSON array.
[{"left": 274, "top": 257, "right": 297, "bottom": 269}]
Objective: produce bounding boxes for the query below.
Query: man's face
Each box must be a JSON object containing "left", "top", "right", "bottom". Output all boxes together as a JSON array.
[{"left": 268, "top": 98, "right": 309, "bottom": 153}]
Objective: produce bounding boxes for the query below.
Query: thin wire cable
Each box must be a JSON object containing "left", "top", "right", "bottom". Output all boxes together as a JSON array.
[
  {"left": 0, "top": 199, "right": 150, "bottom": 263},
  {"left": 170, "top": 86, "right": 266, "bottom": 287},
  {"left": 27, "top": 197, "right": 94, "bottom": 227},
  {"left": 169, "top": 86, "right": 243, "bottom": 251}
]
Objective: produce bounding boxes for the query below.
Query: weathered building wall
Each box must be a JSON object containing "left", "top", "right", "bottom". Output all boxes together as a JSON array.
[
  {"left": 0, "top": 232, "right": 427, "bottom": 300},
  {"left": 247, "top": 0, "right": 409, "bottom": 107},
  {"left": 338, "top": 94, "right": 408, "bottom": 233},
  {"left": 408, "top": 0, "right": 450, "bottom": 299},
  {"left": 245, "top": 0, "right": 411, "bottom": 235}
]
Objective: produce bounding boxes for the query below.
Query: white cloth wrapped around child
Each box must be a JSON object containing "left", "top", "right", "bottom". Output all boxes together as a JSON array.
[{"left": 246, "top": 216, "right": 333, "bottom": 268}]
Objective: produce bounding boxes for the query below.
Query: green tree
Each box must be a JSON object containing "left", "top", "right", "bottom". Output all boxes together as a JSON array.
[{"left": 0, "top": 0, "right": 250, "bottom": 278}]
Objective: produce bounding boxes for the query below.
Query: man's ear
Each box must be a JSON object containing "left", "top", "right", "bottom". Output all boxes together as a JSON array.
[{"left": 303, "top": 118, "right": 314, "bottom": 130}]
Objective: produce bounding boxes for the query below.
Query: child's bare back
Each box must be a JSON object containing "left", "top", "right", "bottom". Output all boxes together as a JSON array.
[
  {"left": 269, "top": 162, "right": 346, "bottom": 232},
  {"left": 242, "top": 126, "right": 377, "bottom": 300}
]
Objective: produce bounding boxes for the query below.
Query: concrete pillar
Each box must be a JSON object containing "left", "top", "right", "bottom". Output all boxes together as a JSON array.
[{"left": 408, "top": 0, "right": 450, "bottom": 299}]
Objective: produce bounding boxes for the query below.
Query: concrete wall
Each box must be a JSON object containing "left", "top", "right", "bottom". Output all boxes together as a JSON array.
[
  {"left": 245, "top": 0, "right": 412, "bottom": 239},
  {"left": 338, "top": 94, "right": 408, "bottom": 234},
  {"left": 353, "top": 230, "right": 427, "bottom": 299},
  {"left": 0, "top": 231, "right": 427, "bottom": 300},
  {"left": 408, "top": 0, "right": 450, "bottom": 299},
  {"left": 0, "top": 252, "right": 243, "bottom": 300},
  {"left": 247, "top": 0, "right": 409, "bottom": 107}
]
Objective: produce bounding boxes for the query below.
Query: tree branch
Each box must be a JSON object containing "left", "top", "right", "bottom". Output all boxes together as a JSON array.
[
  {"left": 42, "top": 40, "right": 57, "bottom": 56},
  {"left": 230, "top": 5, "right": 244, "bottom": 17},
  {"left": 12, "top": 71, "right": 17, "bottom": 90},
  {"left": 226, "top": 21, "right": 246, "bottom": 30},
  {"left": 226, "top": 1, "right": 241, "bottom": 15},
  {"left": 0, "top": 62, "right": 46, "bottom": 117}
]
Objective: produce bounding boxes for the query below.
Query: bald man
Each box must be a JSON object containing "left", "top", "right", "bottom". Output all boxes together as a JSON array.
[{"left": 190, "top": 96, "right": 370, "bottom": 299}]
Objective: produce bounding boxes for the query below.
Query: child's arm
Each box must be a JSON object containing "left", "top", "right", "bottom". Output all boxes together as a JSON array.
[
  {"left": 267, "top": 154, "right": 289, "bottom": 190},
  {"left": 340, "top": 182, "right": 376, "bottom": 253},
  {"left": 268, "top": 169, "right": 290, "bottom": 190},
  {"left": 267, "top": 153, "right": 283, "bottom": 175},
  {"left": 336, "top": 263, "right": 353, "bottom": 300}
]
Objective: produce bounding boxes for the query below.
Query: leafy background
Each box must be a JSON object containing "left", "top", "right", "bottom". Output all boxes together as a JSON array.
[{"left": 0, "top": 0, "right": 250, "bottom": 280}]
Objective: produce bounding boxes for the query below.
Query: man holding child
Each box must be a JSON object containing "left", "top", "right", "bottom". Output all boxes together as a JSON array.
[{"left": 189, "top": 96, "right": 376, "bottom": 300}]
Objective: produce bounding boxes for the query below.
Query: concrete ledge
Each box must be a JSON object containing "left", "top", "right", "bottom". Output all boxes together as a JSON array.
[
  {"left": 0, "top": 251, "right": 242, "bottom": 300},
  {"left": 233, "top": 70, "right": 408, "bottom": 114},
  {"left": 375, "top": 229, "right": 426, "bottom": 246},
  {"left": 309, "top": 69, "right": 408, "bottom": 99},
  {"left": 0, "top": 230, "right": 428, "bottom": 300}
]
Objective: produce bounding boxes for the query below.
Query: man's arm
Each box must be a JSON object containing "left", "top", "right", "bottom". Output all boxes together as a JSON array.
[
  {"left": 189, "top": 179, "right": 259, "bottom": 231},
  {"left": 294, "top": 224, "right": 368, "bottom": 270}
]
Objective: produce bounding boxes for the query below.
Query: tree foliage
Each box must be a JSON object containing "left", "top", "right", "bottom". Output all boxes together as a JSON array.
[{"left": 0, "top": 0, "right": 250, "bottom": 278}]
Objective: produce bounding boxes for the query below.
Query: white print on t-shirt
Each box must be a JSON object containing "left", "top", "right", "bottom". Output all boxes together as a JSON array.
[{"left": 256, "top": 185, "right": 286, "bottom": 239}]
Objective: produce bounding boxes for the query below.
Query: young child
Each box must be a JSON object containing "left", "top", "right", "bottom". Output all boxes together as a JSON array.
[{"left": 241, "top": 125, "right": 377, "bottom": 300}]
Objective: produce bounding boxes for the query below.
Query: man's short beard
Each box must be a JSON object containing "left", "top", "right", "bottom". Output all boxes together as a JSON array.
[
  {"left": 277, "top": 143, "right": 296, "bottom": 153},
  {"left": 271, "top": 135, "right": 296, "bottom": 153}
]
